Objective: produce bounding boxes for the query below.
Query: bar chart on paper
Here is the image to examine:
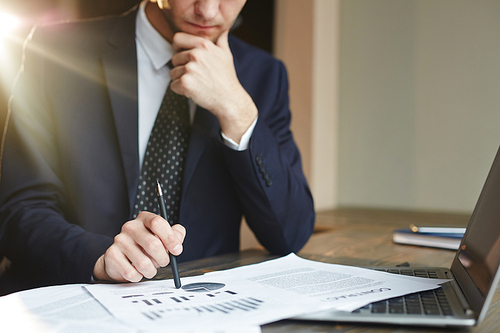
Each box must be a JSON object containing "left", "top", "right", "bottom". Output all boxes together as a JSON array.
[
  {"left": 85, "top": 279, "right": 285, "bottom": 330},
  {"left": 125, "top": 282, "right": 266, "bottom": 321}
]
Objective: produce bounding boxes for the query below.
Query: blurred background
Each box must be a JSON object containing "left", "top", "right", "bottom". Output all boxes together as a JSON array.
[
  {"left": 1, "top": 0, "right": 500, "bottom": 221},
  {"left": 274, "top": 0, "right": 500, "bottom": 218}
]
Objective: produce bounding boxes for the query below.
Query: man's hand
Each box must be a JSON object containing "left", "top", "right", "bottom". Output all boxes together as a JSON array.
[
  {"left": 169, "top": 30, "right": 258, "bottom": 144},
  {"left": 93, "top": 211, "right": 186, "bottom": 282}
]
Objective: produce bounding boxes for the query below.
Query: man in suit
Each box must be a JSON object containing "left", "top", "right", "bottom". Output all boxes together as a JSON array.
[{"left": 0, "top": 0, "right": 315, "bottom": 293}]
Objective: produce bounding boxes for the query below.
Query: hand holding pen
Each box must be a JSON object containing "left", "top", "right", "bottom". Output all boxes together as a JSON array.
[
  {"left": 156, "top": 180, "right": 182, "bottom": 288},
  {"left": 93, "top": 192, "right": 186, "bottom": 284}
]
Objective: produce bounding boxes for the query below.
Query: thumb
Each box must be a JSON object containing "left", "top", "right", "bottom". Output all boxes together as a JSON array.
[{"left": 216, "top": 29, "right": 230, "bottom": 51}]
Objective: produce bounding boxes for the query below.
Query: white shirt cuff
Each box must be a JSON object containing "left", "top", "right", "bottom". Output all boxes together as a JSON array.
[{"left": 221, "top": 117, "right": 258, "bottom": 151}]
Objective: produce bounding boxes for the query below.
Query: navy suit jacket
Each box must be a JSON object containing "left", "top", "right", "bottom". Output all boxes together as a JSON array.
[{"left": 0, "top": 8, "right": 314, "bottom": 292}]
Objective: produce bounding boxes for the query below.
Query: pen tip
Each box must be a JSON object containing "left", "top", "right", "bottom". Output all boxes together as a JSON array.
[{"left": 156, "top": 180, "right": 162, "bottom": 196}]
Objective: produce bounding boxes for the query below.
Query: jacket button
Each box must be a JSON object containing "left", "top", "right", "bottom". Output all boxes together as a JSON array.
[{"left": 264, "top": 174, "right": 273, "bottom": 186}]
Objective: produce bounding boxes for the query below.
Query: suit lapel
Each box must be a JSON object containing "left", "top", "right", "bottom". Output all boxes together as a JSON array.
[
  {"left": 182, "top": 107, "right": 219, "bottom": 193},
  {"left": 102, "top": 9, "right": 140, "bottom": 214}
]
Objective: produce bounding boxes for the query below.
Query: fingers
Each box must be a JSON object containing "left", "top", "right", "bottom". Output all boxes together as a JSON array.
[
  {"left": 169, "top": 54, "right": 188, "bottom": 81},
  {"left": 142, "top": 213, "right": 185, "bottom": 256},
  {"left": 172, "top": 30, "right": 230, "bottom": 51},
  {"left": 95, "top": 212, "right": 186, "bottom": 282},
  {"left": 169, "top": 30, "right": 238, "bottom": 113},
  {"left": 93, "top": 248, "right": 146, "bottom": 283},
  {"left": 106, "top": 242, "right": 150, "bottom": 282},
  {"left": 171, "top": 30, "right": 229, "bottom": 68},
  {"left": 172, "top": 32, "right": 208, "bottom": 52}
]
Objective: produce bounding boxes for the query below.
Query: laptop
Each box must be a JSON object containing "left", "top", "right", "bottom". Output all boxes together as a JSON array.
[{"left": 296, "top": 144, "right": 500, "bottom": 327}]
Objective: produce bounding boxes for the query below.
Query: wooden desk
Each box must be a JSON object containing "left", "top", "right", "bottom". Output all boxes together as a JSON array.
[{"left": 155, "top": 208, "right": 500, "bottom": 333}]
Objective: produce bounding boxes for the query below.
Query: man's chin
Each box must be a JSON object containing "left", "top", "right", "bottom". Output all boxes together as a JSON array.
[
  {"left": 184, "top": 26, "right": 222, "bottom": 43},
  {"left": 177, "top": 30, "right": 222, "bottom": 43}
]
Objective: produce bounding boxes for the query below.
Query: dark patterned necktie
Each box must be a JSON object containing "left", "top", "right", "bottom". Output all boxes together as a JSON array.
[{"left": 132, "top": 81, "right": 190, "bottom": 224}]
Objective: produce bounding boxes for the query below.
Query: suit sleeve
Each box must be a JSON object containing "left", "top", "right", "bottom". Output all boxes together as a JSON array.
[
  {"left": 220, "top": 60, "right": 315, "bottom": 255},
  {"left": 0, "top": 28, "right": 113, "bottom": 286}
]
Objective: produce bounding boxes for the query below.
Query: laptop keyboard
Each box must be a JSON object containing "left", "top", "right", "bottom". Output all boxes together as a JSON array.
[{"left": 352, "top": 268, "right": 453, "bottom": 316}]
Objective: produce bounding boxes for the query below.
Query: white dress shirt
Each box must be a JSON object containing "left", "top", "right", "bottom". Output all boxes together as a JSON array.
[{"left": 135, "top": 0, "right": 256, "bottom": 168}]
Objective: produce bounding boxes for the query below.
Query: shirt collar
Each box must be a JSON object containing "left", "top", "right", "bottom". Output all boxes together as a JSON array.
[{"left": 136, "top": 0, "right": 173, "bottom": 70}]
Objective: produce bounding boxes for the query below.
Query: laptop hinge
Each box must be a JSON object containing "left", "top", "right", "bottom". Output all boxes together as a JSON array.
[{"left": 446, "top": 271, "right": 474, "bottom": 317}]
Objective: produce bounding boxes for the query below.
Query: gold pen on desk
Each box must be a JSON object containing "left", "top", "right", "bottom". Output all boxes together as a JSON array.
[{"left": 156, "top": 180, "right": 182, "bottom": 289}]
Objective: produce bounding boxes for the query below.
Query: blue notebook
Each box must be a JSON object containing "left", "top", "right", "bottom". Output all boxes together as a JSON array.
[{"left": 392, "top": 227, "right": 465, "bottom": 250}]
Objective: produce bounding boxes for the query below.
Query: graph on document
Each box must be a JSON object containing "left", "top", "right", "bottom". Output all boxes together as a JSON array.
[{"left": 118, "top": 282, "right": 266, "bottom": 322}]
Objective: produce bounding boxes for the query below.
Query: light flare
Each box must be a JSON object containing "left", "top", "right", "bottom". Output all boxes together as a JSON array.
[{"left": 0, "top": 11, "right": 22, "bottom": 38}]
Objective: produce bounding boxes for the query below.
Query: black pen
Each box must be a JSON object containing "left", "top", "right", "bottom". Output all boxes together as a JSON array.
[{"left": 156, "top": 180, "right": 181, "bottom": 289}]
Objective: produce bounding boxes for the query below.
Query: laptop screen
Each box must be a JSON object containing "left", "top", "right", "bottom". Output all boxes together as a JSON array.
[{"left": 454, "top": 145, "right": 500, "bottom": 314}]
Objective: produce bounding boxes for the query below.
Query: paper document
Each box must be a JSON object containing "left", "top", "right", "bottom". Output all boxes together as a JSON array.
[
  {"left": 86, "top": 254, "right": 448, "bottom": 331},
  {"left": 203, "top": 254, "right": 449, "bottom": 311},
  {"left": 0, "top": 284, "right": 260, "bottom": 333},
  {"left": 0, "top": 284, "right": 134, "bottom": 333},
  {"left": 85, "top": 268, "right": 330, "bottom": 332}
]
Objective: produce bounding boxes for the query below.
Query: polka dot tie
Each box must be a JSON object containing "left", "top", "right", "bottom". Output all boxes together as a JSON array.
[{"left": 132, "top": 81, "right": 190, "bottom": 224}]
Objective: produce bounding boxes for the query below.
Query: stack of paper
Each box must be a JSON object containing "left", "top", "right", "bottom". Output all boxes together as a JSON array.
[
  {"left": 0, "top": 254, "right": 449, "bottom": 332},
  {"left": 84, "top": 254, "right": 448, "bottom": 331}
]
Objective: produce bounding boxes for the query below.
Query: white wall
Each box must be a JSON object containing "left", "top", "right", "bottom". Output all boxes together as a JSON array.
[
  {"left": 338, "top": 0, "right": 500, "bottom": 213},
  {"left": 311, "top": 0, "right": 340, "bottom": 211}
]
